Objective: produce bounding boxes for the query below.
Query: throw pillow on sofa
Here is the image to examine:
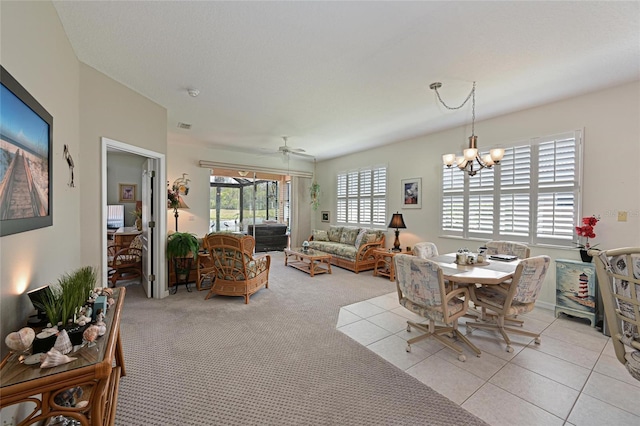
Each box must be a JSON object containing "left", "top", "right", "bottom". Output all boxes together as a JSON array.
[
  {"left": 328, "top": 226, "right": 343, "bottom": 242},
  {"left": 340, "top": 227, "right": 360, "bottom": 245},
  {"left": 313, "top": 229, "right": 329, "bottom": 241},
  {"left": 354, "top": 228, "right": 367, "bottom": 248}
]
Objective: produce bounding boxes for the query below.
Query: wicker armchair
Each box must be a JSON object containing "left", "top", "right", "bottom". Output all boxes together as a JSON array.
[
  {"left": 108, "top": 234, "right": 143, "bottom": 287},
  {"left": 202, "top": 233, "right": 270, "bottom": 304},
  {"left": 592, "top": 248, "right": 640, "bottom": 381}
]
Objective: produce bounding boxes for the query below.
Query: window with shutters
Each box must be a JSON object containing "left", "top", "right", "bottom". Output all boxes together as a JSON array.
[
  {"left": 337, "top": 165, "right": 387, "bottom": 227},
  {"left": 440, "top": 130, "right": 581, "bottom": 247}
]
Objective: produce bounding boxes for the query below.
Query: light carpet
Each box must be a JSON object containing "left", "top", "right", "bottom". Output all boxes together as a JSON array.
[{"left": 115, "top": 252, "right": 488, "bottom": 425}]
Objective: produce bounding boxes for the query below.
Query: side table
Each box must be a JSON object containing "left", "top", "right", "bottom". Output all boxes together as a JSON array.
[
  {"left": 373, "top": 248, "right": 403, "bottom": 281},
  {"left": 555, "top": 259, "right": 598, "bottom": 326}
]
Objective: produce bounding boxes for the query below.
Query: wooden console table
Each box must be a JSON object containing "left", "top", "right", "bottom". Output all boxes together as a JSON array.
[{"left": 0, "top": 288, "right": 126, "bottom": 426}]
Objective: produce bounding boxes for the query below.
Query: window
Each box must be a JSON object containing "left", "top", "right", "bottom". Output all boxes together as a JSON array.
[
  {"left": 441, "top": 130, "right": 581, "bottom": 247},
  {"left": 337, "top": 165, "right": 387, "bottom": 227}
]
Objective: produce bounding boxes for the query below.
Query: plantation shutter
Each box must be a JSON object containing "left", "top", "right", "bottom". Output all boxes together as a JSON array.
[
  {"left": 499, "top": 145, "right": 531, "bottom": 239},
  {"left": 336, "top": 173, "right": 347, "bottom": 223},
  {"left": 441, "top": 166, "right": 464, "bottom": 235},
  {"left": 336, "top": 165, "right": 387, "bottom": 226},
  {"left": 468, "top": 162, "right": 494, "bottom": 235},
  {"left": 535, "top": 132, "right": 580, "bottom": 243}
]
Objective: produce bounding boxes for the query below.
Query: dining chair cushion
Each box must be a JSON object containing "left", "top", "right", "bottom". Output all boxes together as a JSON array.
[
  {"left": 473, "top": 286, "right": 536, "bottom": 316},
  {"left": 399, "top": 296, "right": 466, "bottom": 322}
]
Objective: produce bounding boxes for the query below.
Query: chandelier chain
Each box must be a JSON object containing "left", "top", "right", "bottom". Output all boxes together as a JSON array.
[{"left": 433, "top": 81, "right": 476, "bottom": 136}]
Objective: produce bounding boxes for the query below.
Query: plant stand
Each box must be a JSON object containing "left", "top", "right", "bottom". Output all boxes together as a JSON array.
[{"left": 171, "top": 257, "right": 194, "bottom": 294}]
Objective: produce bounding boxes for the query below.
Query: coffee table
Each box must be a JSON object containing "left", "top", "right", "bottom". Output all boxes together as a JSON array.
[{"left": 284, "top": 247, "right": 332, "bottom": 277}]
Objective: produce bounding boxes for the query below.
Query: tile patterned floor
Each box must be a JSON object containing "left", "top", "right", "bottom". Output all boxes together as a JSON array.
[{"left": 337, "top": 291, "right": 640, "bottom": 426}]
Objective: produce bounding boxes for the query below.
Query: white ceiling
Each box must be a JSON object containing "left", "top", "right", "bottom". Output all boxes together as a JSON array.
[{"left": 52, "top": 1, "right": 640, "bottom": 161}]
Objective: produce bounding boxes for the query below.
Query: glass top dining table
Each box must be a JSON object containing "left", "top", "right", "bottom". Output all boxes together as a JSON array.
[{"left": 429, "top": 253, "right": 520, "bottom": 285}]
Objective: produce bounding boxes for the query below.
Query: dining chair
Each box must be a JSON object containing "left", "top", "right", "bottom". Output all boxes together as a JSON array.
[
  {"left": 394, "top": 254, "right": 481, "bottom": 362},
  {"left": 592, "top": 248, "right": 640, "bottom": 381},
  {"left": 466, "top": 255, "right": 551, "bottom": 352},
  {"left": 412, "top": 242, "right": 439, "bottom": 259},
  {"left": 485, "top": 241, "right": 531, "bottom": 259}
]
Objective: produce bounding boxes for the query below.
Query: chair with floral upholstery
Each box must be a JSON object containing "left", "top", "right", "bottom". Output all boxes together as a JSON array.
[
  {"left": 485, "top": 240, "right": 530, "bottom": 259},
  {"left": 394, "top": 254, "right": 481, "bottom": 362},
  {"left": 466, "top": 255, "right": 551, "bottom": 352},
  {"left": 412, "top": 242, "right": 439, "bottom": 259},
  {"left": 592, "top": 247, "right": 640, "bottom": 381},
  {"left": 202, "top": 233, "right": 270, "bottom": 304},
  {"left": 108, "top": 234, "right": 143, "bottom": 287}
]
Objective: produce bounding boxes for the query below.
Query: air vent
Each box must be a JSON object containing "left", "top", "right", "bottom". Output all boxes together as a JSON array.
[{"left": 177, "top": 122, "right": 192, "bottom": 130}]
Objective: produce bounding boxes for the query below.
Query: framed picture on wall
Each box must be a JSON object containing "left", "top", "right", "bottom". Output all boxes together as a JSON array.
[
  {"left": 119, "top": 183, "right": 137, "bottom": 203},
  {"left": 0, "top": 66, "right": 53, "bottom": 236},
  {"left": 321, "top": 211, "right": 330, "bottom": 222},
  {"left": 401, "top": 178, "right": 421, "bottom": 209}
]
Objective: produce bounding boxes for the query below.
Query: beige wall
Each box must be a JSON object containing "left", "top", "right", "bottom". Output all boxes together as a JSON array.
[
  {"left": 107, "top": 152, "right": 146, "bottom": 227},
  {"left": 78, "top": 63, "right": 167, "bottom": 272},
  {"left": 314, "top": 81, "right": 640, "bottom": 306},
  {"left": 0, "top": 1, "right": 81, "bottom": 359},
  {"left": 0, "top": 1, "right": 167, "bottom": 359},
  {"left": 166, "top": 139, "right": 314, "bottom": 235}
]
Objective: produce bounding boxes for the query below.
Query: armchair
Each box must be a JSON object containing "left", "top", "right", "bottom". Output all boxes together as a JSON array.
[
  {"left": 485, "top": 240, "right": 531, "bottom": 259},
  {"left": 592, "top": 248, "right": 640, "bottom": 381},
  {"left": 412, "top": 242, "right": 439, "bottom": 259},
  {"left": 394, "top": 254, "right": 480, "bottom": 362},
  {"left": 203, "top": 233, "right": 271, "bottom": 304},
  {"left": 108, "top": 234, "right": 143, "bottom": 287}
]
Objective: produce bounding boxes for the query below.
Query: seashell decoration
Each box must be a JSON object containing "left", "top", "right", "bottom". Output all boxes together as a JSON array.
[
  {"left": 76, "top": 400, "right": 89, "bottom": 409},
  {"left": 96, "top": 324, "right": 107, "bottom": 336},
  {"left": 40, "top": 348, "right": 77, "bottom": 368},
  {"left": 37, "top": 326, "right": 59, "bottom": 340},
  {"left": 5, "top": 327, "right": 35, "bottom": 352},
  {"left": 53, "top": 330, "right": 73, "bottom": 355},
  {"left": 107, "top": 297, "right": 115, "bottom": 308},
  {"left": 102, "top": 288, "right": 114, "bottom": 297},
  {"left": 83, "top": 325, "right": 100, "bottom": 344}
]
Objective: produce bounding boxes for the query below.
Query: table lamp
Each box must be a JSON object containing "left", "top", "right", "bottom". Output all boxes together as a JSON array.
[{"left": 388, "top": 212, "right": 407, "bottom": 252}]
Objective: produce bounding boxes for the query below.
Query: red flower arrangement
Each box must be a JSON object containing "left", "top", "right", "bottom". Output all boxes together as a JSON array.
[{"left": 575, "top": 215, "right": 599, "bottom": 250}]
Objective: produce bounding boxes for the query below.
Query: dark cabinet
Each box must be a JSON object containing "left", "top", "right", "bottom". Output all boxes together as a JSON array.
[{"left": 248, "top": 224, "right": 288, "bottom": 252}]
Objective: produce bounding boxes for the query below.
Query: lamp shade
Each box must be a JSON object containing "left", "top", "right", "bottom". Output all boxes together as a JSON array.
[
  {"left": 388, "top": 212, "right": 406, "bottom": 229},
  {"left": 176, "top": 196, "right": 189, "bottom": 209}
]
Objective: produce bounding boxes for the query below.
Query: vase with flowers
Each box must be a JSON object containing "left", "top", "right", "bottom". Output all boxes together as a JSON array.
[{"left": 575, "top": 215, "right": 599, "bottom": 262}]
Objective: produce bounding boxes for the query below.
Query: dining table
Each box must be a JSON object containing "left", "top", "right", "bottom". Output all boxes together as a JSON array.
[{"left": 429, "top": 253, "right": 521, "bottom": 286}]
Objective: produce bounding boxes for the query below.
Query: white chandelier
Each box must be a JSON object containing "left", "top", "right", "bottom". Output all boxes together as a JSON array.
[{"left": 430, "top": 81, "right": 504, "bottom": 177}]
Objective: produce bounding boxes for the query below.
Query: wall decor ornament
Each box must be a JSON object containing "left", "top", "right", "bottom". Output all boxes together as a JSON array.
[
  {"left": 63, "top": 144, "right": 75, "bottom": 187},
  {"left": 401, "top": 178, "right": 421, "bottom": 209},
  {"left": 118, "top": 183, "right": 137, "bottom": 203},
  {"left": 0, "top": 65, "right": 53, "bottom": 236},
  {"left": 321, "top": 211, "right": 329, "bottom": 222}
]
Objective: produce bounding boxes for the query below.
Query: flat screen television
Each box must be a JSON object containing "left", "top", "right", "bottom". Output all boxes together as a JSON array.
[{"left": 107, "top": 204, "right": 125, "bottom": 229}]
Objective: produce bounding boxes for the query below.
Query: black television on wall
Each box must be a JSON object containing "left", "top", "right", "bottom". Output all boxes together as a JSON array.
[{"left": 0, "top": 65, "right": 53, "bottom": 236}]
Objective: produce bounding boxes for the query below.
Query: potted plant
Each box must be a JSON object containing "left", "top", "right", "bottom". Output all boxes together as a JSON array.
[
  {"left": 166, "top": 232, "right": 199, "bottom": 281},
  {"left": 575, "top": 215, "right": 600, "bottom": 262},
  {"left": 32, "top": 266, "right": 97, "bottom": 349},
  {"left": 131, "top": 207, "right": 142, "bottom": 231}
]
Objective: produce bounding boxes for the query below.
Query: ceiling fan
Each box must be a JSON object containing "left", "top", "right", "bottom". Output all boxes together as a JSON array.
[{"left": 276, "top": 136, "right": 315, "bottom": 159}]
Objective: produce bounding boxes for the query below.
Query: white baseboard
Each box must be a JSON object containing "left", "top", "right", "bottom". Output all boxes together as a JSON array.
[{"left": 535, "top": 300, "right": 555, "bottom": 311}]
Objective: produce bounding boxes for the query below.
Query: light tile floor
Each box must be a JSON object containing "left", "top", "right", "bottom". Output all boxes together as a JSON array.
[{"left": 337, "top": 291, "right": 640, "bottom": 426}]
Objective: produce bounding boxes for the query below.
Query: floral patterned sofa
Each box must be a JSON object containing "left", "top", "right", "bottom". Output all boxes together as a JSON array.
[{"left": 308, "top": 226, "right": 385, "bottom": 273}]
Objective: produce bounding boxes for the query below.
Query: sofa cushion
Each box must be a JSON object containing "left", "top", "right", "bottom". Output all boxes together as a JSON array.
[
  {"left": 340, "top": 227, "right": 360, "bottom": 245},
  {"left": 313, "top": 229, "right": 329, "bottom": 242},
  {"left": 328, "top": 226, "right": 343, "bottom": 242},
  {"left": 308, "top": 241, "right": 358, "bottom": 260},
  {"left": 358, "top": 229, "right": 385, "bottom": 248},
  {"left": 354, "top": 228, "right": 367, "bottom": 248}
]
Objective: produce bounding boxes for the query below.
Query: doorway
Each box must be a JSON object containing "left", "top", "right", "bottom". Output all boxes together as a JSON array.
[{"left": 101, "top": 137, "right": 167, "bottom": 299}]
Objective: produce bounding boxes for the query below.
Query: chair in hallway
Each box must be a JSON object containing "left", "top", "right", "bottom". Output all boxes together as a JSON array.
[
  {"left": 203, "top": 233, "right": 271, "bottom": 304},
  {"left": 108, "top": 234, "right": 143, "bottom": 287},
  {"left": 394, "top": 254, "right": 480, "bottom": 362},
  {"left": 593, "top": 247, "right": 640, "bottom": 381},
  {"left": 412, "top": 242, "right": 439, "bottom": 259},
  {"left": 466, "top": 255, "right": 551, "bottom": 352}
]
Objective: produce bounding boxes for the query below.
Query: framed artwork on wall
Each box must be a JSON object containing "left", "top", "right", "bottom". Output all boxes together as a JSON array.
[
  {"left": 321, "top": 211, "right": 330, "bottom": 222},
  {"left": 0, "top": 66, "right": 53, "bottom": 236},
  {"left": 401, "top": 178, "right": 421, "bottom": 209},
  {"left": 119, "top": 183, "right": 137, "bottom": 203}
]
